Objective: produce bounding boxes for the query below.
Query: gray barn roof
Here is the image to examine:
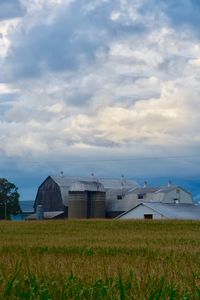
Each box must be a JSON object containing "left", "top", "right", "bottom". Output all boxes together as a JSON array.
[
  {"left": 69, "top": 181, "right": 105, "bottom": 192},
  {"left": 118, "top": 203, "right": 200, "bottom": 220},
  {"left": 127, "top": 187, "right": 159, "bottom": 194},
  {"left": 51, "top": 175, "right": 138, "bottom": 189},
  {"left": 49, "top": 175, "right": 139, "bottom": 206},
  {"left": 126, "top": 185, "right": 191, "bottom": 195}
]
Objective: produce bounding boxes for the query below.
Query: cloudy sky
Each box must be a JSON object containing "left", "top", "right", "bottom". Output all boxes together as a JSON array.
[{"left": 0, "top": 0, "right": 200, "bottom": 199}]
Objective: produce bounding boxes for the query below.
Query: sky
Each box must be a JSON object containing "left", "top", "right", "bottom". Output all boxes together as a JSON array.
[{"left": 0, "top": 0, "right": 200, "bottom": 200}]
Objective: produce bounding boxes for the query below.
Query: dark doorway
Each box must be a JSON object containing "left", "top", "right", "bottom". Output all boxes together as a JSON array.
[{"left": 144, "top": 214, "right": 153, "bottom": 219}]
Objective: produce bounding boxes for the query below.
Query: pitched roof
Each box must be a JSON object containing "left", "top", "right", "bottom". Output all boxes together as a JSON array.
[
  {"left": 118, "top": 203, "right": 200, "bottom": 220},
  {"left": 126, "top": 185, "right": 190, "bottom": 195},
  {"left": 49, "top": 175, "right": 139, "bottom": 206},
  {"left": 51, "top": 175, "right": 138, "bottom": 189},
  {"left": 155, "top": 185, "right": 191, "bottom": 195},
  {"left": 127, "top": 187, "right": 159, "bottom": 194}
]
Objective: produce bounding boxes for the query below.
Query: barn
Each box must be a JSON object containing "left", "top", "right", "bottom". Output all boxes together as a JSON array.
[
  {"left": 31, "top": 175, "right": 196, "bottom": 220},
  {"left": 32, "top": 175, "right": 139, "bottom": 219}
]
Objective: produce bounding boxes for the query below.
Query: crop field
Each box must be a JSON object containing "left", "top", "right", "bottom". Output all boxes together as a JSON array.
[{"left": 0, "top": 220, "right": 200, "bottom": 299}]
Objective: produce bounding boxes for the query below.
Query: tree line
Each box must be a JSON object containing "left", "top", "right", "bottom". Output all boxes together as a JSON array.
[{"left": 0, "top": 178, "right": 21, "bottom": 220}]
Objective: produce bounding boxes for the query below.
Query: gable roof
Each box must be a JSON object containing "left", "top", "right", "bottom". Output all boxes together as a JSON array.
[
  {"left": 126, "top": 185, "right": 191, "bottom": 196},
  {"left": 117, "top": 202, "right": 200, "bottom": 220},
  {"left": 127, "top": 187, "right": 159, "bottom": 194},
  {"left": 155, "top": 185, "right": 191, "bottom": 195}
]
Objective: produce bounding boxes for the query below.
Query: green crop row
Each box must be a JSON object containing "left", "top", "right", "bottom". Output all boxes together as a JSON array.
[
  {"left": 0, "top": 220, "right": 200, "bottom": 299},
  {"left": 1, "top": 264, "right": 200, "bottom": 300}
]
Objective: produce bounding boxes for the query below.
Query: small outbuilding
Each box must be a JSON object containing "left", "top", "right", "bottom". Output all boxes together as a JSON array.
[{"left": 117, "top": 202, "right": 200, "bottom": 220}]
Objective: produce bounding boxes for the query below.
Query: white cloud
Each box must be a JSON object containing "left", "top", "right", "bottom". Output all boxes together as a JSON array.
[{"left": 0, "top": 0, "right": 200, "bottom": 179}]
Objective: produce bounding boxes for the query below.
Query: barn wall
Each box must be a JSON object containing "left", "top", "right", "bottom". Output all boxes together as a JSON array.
[{"left": 34, "top": 177, "right": 65, "bottom": 212}]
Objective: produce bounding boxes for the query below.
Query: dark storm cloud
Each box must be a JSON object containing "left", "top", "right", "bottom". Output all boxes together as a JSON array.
[{"left": 0, "top": 0, "right": 26, "bottom": 20}]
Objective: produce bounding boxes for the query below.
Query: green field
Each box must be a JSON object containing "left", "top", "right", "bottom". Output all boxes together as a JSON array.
[{"left": 0, "top": 220, "right": 200, "bottom": 299}]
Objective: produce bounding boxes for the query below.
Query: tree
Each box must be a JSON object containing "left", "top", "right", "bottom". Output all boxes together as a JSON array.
[{"left": 0, "top": 178, "right": 21, "bottom": 219}]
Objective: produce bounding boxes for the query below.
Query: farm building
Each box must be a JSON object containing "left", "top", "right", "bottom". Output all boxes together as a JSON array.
[
  {"left": 32, "top": 175, "right": 139, "bottom": 219},
  {"left": 31, "top": 175, "right": 196, "bottom": 220},
  {"left": 117, "top": 203, "right": 200, "bottom": 220},
  {"left": 105, "top": 183, "right": 193, "bottom": 215},
  {"left": 122, "top": 184, "right": 193, "bottom": 208}
]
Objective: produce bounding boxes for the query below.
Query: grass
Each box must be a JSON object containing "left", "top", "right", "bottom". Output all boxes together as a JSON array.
[{"left": 0, "top": 220, "right": 200, "bottom": 299}]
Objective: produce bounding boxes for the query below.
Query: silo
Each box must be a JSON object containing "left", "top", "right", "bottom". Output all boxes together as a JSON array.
[
  {"left": 68, "top": 181, "right": 105, "bottom": 219},
  {"left": 68, "top": 191, "right": 88, "bottom": 218},
  {"left": 90, "top": 191, "right": 105, "bottom": 218},
  {"left": 36, "top": 204, "right": 44, "bottom": 220}
]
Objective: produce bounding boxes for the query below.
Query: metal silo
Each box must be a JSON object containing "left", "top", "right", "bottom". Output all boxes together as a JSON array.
[
  {"left": 36, "top": 204, "right": 44, "bottom": 220},
  {"left": 68, "top": 190, "right": 88, "bottom": 218},
  {"left": 68, "top": 181, "right": 105, "bottom": 219},
  {"left": 90, "top": 191, "right": 105, "bottom": 218}
]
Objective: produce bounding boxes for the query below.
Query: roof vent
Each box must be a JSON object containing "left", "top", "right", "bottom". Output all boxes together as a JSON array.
[
  {"left": 168, "top": 180, "right": 172, "bottom": 187},
  {"left": 91, "top": 172, "right": 99, "bottom": 182},
  {"left": 143, "top": 181, "right": 147, "bottom": 188},
  {"left": 121, "top": 175, "right": 125, "bottom": 188}
]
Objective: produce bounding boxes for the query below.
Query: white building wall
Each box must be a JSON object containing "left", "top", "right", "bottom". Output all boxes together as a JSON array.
[
  {"left": 106, "top": 198, "right": 138, "bottom": 212},
  {"left": 151, "top": 192, "right": 165, "bottom": 202},
  {"left": 162, "top": 189, "right": 193, "bottom": 204},
  {"left": 119, "top": 205, "right": 166, "bottom": 220},
  {"left": 106, "top": 187, "right": 193, "bottom": 213},
  {"left": 124, "top": 191, "right": 157, "bottom": 203}
]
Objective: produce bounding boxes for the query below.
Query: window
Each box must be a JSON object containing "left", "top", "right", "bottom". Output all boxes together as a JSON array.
[
  {"left": 144, "top": 214, "right": 153, "bottom": 219},
  {"left": 138, "top": 194, "right": 144, "bottom": 199},
  {"left": 117, "top": 195, "right": 122, "bottom": 200}
]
